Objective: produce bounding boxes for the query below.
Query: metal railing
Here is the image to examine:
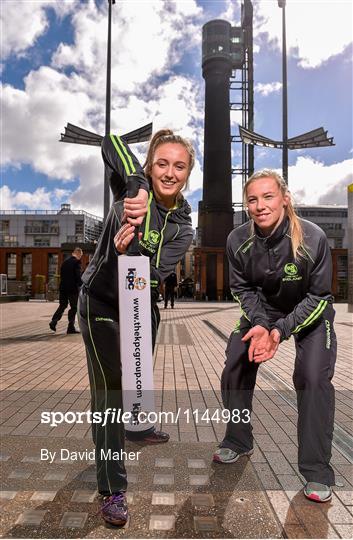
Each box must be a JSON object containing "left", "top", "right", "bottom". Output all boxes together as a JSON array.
[{"left": 1, "top": 209, "right": 102, "bottom": 220}]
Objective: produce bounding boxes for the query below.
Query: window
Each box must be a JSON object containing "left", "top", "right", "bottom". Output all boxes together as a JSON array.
[
  {"left": 22, "top": 254, "right": 32, "bottom": 283},
  {"left": 0, "top": 220, "right": 9, "bottom": 233},
  {"left": 25, "top": 220, "right": 59, "bottom": 234},
  {"left": 0, "top": 235, "right": 18, "bottom": 246},
  {"left": 34, "top": 237, "right": 50, "bottom": 247},
  {"left": 6, "top": 253, "right": 16, "bottom": 279},
  {"left": 48, "top": 254, "right": 59, "bottom": 280},
  {"left": 75, "top": 220, "right": 84, "bottom": 234}
]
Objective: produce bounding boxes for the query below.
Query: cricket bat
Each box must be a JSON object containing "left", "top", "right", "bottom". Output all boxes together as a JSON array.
[{"left": 118, "top": 179, "right": 155, "bottom": 432}]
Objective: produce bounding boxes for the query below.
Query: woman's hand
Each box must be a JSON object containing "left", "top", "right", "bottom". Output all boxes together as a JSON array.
[
  {"left": 123, "top": 188, "right": 148, "bottom": 226},
  {"left": 114, "top": 224, "right": 136, "bottom": 254},
  {"left": 252, "top": 328, "right": 281, "bottom": 363},
  {"left": 242, "top": 325, "right": 270, "bottom": 362}
]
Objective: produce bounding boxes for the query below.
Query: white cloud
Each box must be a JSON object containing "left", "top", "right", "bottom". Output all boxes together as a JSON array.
[
  {"left": 1, "top": 1, "right": 49, "bottom": 59},
  {"left": 52, "top": 1, "right": 202, "bottom": 94},
  {"left": 190, "top": 211, "right": 198, "bottom": 230},
  {"left": 231, "top": 155, "right": 352, "bottom": 219},
  {"left": 1, "top": 0, "right": 205, "bottom": 217},
  {"left": 1, "top": 0, "right": 76, "bottom": 60},
  {"left": 288, "top": 156, "right": 353, "bottom": 205},
  {"left": 199, "top": 0, "right": 352, "bottom": 69},
  {"left": 254, "top": 1, "right": 353, "bottom": 69},
  {"left": 1, "top": 70, "right": 98, "bottom": 178},
  {"left": 0, "top": 184, "right": 71, "bottom": 210},
  {"left": 255, "top": 81, "right": 282, "bottom": 96},
  {"left": 185, "top": 154, "right": 203, "bottom": 196}
]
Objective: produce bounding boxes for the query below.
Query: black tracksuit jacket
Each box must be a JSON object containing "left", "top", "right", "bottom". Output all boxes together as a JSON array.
[
  {"left": 81, "top": 134, "right": 193, "bottom": 309},
  {"left": 226, "top": 216, "right": 334, "bottom": 339}
]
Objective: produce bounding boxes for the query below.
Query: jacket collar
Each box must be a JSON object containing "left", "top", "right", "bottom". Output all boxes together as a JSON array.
[{"left": 254, "top": 215, "right": 289, "bottom": 247}]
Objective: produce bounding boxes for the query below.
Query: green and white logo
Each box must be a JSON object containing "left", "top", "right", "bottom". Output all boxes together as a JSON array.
[
  {"left": 148, "top": 230, "right": 160, "bottom": 245},
  {"left": 284, "top": 263, "right": 298, "bottom": 276},
  {"left": 283, "top": 262, "right": 302, "bottom": 282}
]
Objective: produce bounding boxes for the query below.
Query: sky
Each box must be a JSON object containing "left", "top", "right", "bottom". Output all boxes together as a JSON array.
[{"left": 1, "top": 0, "right": 352, "bottom": 228}]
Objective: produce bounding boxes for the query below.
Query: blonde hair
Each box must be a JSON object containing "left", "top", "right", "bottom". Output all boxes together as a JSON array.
[
  {"left": 143, "top": 129, "right": 195, "bottom": 196},
  {"left": 244, "top": 169, "right": 305, "bottom": 260}
]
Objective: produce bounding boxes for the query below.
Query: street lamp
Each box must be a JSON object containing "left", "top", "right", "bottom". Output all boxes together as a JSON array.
[
  {"left": 239, "top": 0, "right": 334, "bottom": 184},
  {"left": 59, "top": 0, "right": 152, "bottom": 221},
  {"left": 278, "top": 0, "right": 288, "bottom": 183}
]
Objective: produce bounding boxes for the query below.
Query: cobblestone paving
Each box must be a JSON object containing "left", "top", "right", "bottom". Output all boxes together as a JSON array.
[{"left": 0, "top": 300, "right": 352, "bottom": 538}]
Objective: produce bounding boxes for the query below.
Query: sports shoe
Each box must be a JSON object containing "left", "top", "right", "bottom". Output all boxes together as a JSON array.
[
  {"left": 67, "top": 326, "right": 80, "bottom": 334},
  {"left": 101, "top": 492, "right": 128, "bottom": 526},
  {"left": 141, "top": 430, "right": 170, "bottom": 444},
  {"left": 304, "top": 482, "right": 332, "bottom": 502},
  {"left": 213, "top": 447, "right": 254, "bottom": 464},
  {"left": 49, "top": 321, "right": 56, "bottom": 332},
  {"left": 126, "top": 429, "right": 170, "bottom": 444}
]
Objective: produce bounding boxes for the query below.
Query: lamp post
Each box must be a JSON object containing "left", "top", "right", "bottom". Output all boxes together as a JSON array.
[
  {"left": 59, "top": 0, "right": 152, "bottom": 222},
  {"left": 278, "top": 0, "right": 288, "bottom": 183},
  {"left": 239, "top": 0, "right": 334, "bottom": 185},
  {"left": 103, "top": 0, "right": 115, "bottom": 219}
]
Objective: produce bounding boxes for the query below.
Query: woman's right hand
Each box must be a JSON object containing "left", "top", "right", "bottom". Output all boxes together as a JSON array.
[
  {"left": 114, "top": 224, "right": 136, "bottom": 254},
  {"left": 123, "top": 188, "right": 148, "bottom": 226}
]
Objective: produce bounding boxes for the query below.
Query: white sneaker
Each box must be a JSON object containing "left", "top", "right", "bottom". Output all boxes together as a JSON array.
[
  {"left": 213, "top": 447, "right": 253, "bottom": 464},
  {"left": 304, "top": 482, "right": 332, "bottom": 502}
]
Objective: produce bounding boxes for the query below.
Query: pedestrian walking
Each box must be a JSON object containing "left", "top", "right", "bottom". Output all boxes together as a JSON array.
[
  {"left": 215, "top": 169, "right": 336, "bottom": 504},
  {"left": 78, "top": 129, "right": 194, "bottom": 526},
  {"left": 164, "top": 271, "right": 178, "bottom": 308},
  {"left": 49, "top": 247, "right": 83, "bottom": 334}
]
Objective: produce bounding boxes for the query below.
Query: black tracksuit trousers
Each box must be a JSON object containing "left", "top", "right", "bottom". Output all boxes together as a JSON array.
[
  {"left": 164, "top": 287, "right": 175, "bottom": 308},
  {"left": 220, "top": 307, "right": 336, "bottom": 486},
  {"left": 51, "top": 290, "right": 78, "bottom": 329},
  {"left": 78, "top": 286, "right": 160, "bottom": 495}
]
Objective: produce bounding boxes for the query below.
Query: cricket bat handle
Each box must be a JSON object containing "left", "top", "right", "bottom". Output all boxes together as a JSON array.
[{"left": 126, "top": 178, "right": 141, "bottom": 256}]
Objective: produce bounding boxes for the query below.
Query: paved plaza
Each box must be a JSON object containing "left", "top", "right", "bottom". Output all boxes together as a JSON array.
[{"left": 0, "top": 300, "right": 352, "bottom": 538}]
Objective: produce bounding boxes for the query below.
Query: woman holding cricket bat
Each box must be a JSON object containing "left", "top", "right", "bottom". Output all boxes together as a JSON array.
[
  {"left": 215, "top": 169, "right": 337, "bottom": 504},
  {"left": 79, "top": 129, "right": 194, "bottom": 525}
]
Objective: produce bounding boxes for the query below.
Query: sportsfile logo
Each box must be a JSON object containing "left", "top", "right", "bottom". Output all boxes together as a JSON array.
[{"left": 125, "top": 268, "right": 147, "bottom": 291}]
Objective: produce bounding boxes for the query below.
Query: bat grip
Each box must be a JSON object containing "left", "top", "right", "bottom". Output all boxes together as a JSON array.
[{"left": 126, "top": 178, "right": 141, "bottom": 256}]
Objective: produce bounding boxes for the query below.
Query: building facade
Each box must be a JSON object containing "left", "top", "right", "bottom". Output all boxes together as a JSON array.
[{"left": 0, "top": 204, "right": 102, "bottom": 295}]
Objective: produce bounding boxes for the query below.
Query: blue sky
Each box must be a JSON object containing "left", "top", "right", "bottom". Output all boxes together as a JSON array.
[{"left": 1, "top": 0, "right": 352, "bottom": 225}]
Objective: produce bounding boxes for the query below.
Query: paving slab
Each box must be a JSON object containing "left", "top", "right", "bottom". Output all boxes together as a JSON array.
[
  {"left": 0, "top": 436, "right": 281, "bottom": 538},
  {"left": 1, "top": 300, "right": 352, "bottom": 538}
]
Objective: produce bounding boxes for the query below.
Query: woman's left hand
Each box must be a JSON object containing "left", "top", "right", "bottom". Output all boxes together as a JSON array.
[
  {"left": 252, "top": 329, "right": 281, "bottom": 363},
  {"left": 123, "top": 188, "right": 148, "bottom": 226},
  {"left": 242, "top": 325, "right": 269, "bottom": 362},
  {"left": 114, "top": 224, "right": 136, "bottom": 254}
]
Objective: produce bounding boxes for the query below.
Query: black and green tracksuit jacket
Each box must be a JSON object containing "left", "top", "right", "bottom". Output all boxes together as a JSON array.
[
  {"left": 226, "top": 216, "right": 334, "bottom": 339},
  {"left": 82, "top": 134, "right": 193, "bottom": 307}
]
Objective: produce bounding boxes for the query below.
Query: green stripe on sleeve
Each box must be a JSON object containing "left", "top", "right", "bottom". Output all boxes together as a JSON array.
[
  {"left": 292, "top": 300, "right": 327, "bottom": 334},
  {"left": 143, "top": 192, "right": 153, "bottom": 241},
  {"left": 117, "top": 136, "right": 136, "bottom": 174},
  {"left": 233, "top": 293, "right": 251, "bottom": 322},
  {"left": 110, "top": 134, "right": 131, "bottom": 175}
]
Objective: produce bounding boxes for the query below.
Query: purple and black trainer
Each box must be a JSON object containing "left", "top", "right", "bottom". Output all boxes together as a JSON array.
[{"left": 101, "top": 492, "right": 128, "bottom": 526}]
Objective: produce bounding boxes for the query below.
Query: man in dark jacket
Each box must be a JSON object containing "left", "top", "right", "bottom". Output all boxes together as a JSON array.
[
  {"left": 164, "top": 272, "right": 178, "bottom": 308},
  {"left": 49, "top": 247, "right": 83, "bottom": 334}
]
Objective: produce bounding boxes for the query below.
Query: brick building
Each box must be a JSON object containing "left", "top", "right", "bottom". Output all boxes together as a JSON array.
[{"left": 0, "top": 204, "right": 102, "bottom": 296}]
